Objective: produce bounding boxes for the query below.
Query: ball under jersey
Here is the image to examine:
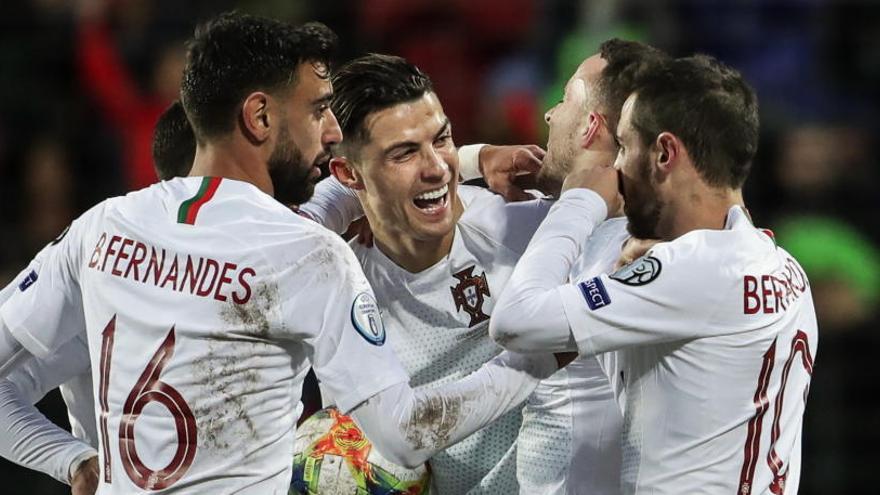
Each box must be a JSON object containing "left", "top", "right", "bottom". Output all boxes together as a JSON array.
[
  {"left": 0, "top": 176, "right": 409, "bottom": 494},
  {"left": 559, "top": 205, "right": 818, "bottom": 494}
]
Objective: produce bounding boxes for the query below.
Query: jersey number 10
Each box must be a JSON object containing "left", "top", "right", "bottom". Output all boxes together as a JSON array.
[
  {"left": 739, "top": 330, "right": 813, "bottom": 495},
  {"left": 98, "top": 314, "right": 198, "bottom": 490}
]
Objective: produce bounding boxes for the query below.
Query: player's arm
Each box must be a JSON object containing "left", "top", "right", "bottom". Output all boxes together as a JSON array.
[
  {"left": 0, "top": 346, "right": 98, "bottom": 484},
  {"left": 492, "top": 178, "right": 739, "bottom": 357},
  {"left": 0, "top": 271, "right": 96, "bottom": 485},
  {"left": 347, "top": 349, "right": 557, "bottom": 468},
  {"left": 0, "top": 208, "right": 95, "bottom": 372},
  {"left": 276, "top": 229, "right": 558, "bottom": 468},
  {"left": 458, "top": 144, "right": 545, "bottom": 202},
  {"left": 489, "top": 187, "right": 610, "bottom": 353}
]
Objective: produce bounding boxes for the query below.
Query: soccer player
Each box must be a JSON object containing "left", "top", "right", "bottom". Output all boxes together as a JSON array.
[
  {"left": 151, "top": 100, "right": 196, "bottom": 181},
  {"left": 0, "top": 13, "right": 563, "bottom": 493},
  {"left": 324, "top": 53, "right": 616, "bottom": 494},
  {"left": 0, "top": 72, "right": 542, "bottom": 495},
  {"left": 491, "top": 54, "right": 818, "bottom": 494}
]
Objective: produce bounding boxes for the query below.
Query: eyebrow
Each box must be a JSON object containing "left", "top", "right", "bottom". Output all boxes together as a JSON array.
[
  {"left": 311, "top": 93, "right": 333, "bottom": 108},
  {"left": 382, "top": 119, "right": 451, "bottom": 157}
]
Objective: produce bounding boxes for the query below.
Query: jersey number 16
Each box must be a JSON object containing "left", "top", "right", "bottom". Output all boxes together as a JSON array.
[{"left": 98, "top": 314, "right": 198, "bottom": 490}]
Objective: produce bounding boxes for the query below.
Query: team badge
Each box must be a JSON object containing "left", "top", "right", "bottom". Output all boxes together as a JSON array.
[
  {"left": 610, "top": 255, "right": 662, "bottom": 286},
  {"left": 18, "top": 270, "right": 38, "bottom": 292},
  {"left": 350, "top": 292, "right": 386, "bottom": 346},
  {"left": 450, "top": 266, "right": 491, "bottom": 327}
]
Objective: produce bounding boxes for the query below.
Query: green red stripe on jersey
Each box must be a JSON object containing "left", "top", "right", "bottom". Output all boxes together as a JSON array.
[{"left": 177, "top": 177, "right": 222, "bottom": 225}]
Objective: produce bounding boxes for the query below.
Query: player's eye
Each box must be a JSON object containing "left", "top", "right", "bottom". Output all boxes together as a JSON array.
[{"left": 434, "top": 133, "right": 452, "bottom": 147}]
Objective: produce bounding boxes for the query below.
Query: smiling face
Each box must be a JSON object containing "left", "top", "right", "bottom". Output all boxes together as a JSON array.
[
  {"left": 614, "top": 93, "right": 664, "bottom": 239},
  {"left": 353, "top": 92, "right": 458, "bottom": 244}
]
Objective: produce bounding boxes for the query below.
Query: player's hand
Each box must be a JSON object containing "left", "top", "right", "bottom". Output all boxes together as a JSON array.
[
  {"left": 344, "top": 216, "right": 374, "bottom": 248},
  {"left": 561, "top": 152, "right": 621, "bottom": 216},
  {"left": 71, "top": 455, "right": 99, "bottom": 495},
  {"left": 614, "top": 238, "right": 661, "bottom": 271},
  {"left": 554, "top": 352, "right": 578, "bottom": 368},
  {"left": 478, "top": 145, "right": 545, "bottom": 202}
]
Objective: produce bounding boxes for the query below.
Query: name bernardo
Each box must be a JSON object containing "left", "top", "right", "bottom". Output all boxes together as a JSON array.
[{"left": 87, "top": 233, "right": 255, "bottom": 304}]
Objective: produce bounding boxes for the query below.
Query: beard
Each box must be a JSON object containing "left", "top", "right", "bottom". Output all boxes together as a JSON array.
[
  {"left": 267, "top": 132, "right": 326, "bottom": 206},
  {"left": 623, "top": 154, "right": 663, "bottom": 240}
]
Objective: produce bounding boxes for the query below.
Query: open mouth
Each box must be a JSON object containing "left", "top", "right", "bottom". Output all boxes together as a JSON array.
[{"left": 413, "top": 184, "right": 449, "bottom": 213}]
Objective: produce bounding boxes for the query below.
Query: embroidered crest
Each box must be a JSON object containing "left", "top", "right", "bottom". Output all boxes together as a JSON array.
[
  {"left": 610, "top": 255, "right": 662, "bottom": 286},
  {"left": 450, "top": 266, "right": 491, "bottom": 327}
]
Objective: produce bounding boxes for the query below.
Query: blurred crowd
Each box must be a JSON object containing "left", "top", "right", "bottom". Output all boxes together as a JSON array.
[{"left": 1, "top": 0, "right": 877, "bottom": 493}]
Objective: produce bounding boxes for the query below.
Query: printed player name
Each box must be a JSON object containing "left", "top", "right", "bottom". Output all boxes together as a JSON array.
[{"left": 87, "top": 232, "right": 256, "bottom": 304}]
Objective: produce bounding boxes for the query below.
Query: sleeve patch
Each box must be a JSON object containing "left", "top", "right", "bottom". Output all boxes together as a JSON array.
[
  {"left": 610, "top": 255, "right": 662, "bottom": 286},
  {"left": 578, "top": 277, "right": 612, "bottom": 310},
  {"left": 18, "top": 270, "right": 38, "bottom": 292},
  {"left": 350, "top": 292, "right": 386, "bottom": 346}
]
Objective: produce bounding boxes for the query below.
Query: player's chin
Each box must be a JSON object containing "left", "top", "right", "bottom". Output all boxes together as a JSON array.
[{"left": 407, "top": 206, "right": 454, "bottom": 238}]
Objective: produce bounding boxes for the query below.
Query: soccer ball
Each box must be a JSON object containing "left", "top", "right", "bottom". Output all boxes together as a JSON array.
[{"left": 290, "top": 407, "right": 431, "bottom": 494}]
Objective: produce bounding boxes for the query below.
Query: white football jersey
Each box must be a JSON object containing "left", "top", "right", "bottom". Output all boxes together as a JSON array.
[
  {"left": 517, "top": 217, "right": 629, "bottom": 495},
  {"left": 0, "top": 176, "right": 409, "bottom": 494},
  {"left": 559, "top": 205, "right": 817, "bottom": 494},
  {"left": 1, "top": 251, "right": 98, "bottom": 448},
  {"left": 352, "top": 186, "right": 546, "bottom": 494}
]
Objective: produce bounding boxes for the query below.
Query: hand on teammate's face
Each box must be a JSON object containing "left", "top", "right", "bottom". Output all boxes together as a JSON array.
[
  {"left": 71, "top": 455, "right": 99, "bottom": 495},
  {"left": 479, "top": 144, "right": 545, "bottom": 202},
  {"left": 561, "top": 151, "right": 622, "bottom": 216}
]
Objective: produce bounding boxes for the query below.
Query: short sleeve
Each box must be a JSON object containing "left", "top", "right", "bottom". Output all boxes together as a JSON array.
[
  {"left": 273, "top": 229, "right": 409, "bottom": 413},
  {"left": 0, "top": 212, "right": 93, "bottom": 359},
  {"left": 557, "top": 239, "right": 739, "bottom": 356}
]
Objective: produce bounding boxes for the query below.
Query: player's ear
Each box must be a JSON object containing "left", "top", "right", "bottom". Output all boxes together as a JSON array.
[
  {"left": 240, "top": 92, "right": 271, "bottom": 144},
  {"left": 330, "top": 157, "right": 365, "bottom": 191},
  {"left": 654, "top": 132, "right": 679, "bottom": 175},
  {"left": 581, "top": 112, "right": 606, "bottom": 150}
]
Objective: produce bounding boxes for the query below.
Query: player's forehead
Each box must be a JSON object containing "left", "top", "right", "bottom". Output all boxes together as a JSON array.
[
  {"left": 363, "top": 92, "right": 447, "bottom": 148},
  {"left": 565, "top": 54, "right": 605, "bottom": 96},
  {"left": 289, "top": 61, "right": 332, "bottom": 104}
]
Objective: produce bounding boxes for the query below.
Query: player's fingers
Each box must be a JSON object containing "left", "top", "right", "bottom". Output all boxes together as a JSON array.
[
  {"left": 512, "top": 149, "right": 542, "bottom": 175},
  {"left": 499, "top": 184, "right": 531, "bottom": 202},
  {"left": 524, "top": 144, "right": 546, "bottom": 159}
]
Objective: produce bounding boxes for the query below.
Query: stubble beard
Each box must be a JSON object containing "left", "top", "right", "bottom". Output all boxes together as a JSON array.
[{"left": 268, "top": 132, "right": 319, "bottom": 206}]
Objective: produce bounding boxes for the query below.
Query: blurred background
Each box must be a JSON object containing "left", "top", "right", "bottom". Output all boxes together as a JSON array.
[{"left": 1, "top": 0, "right": 877, "bottom": 493}]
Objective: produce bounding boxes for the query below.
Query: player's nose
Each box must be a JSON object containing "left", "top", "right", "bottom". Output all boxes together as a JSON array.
[{"left": 323, "top": 110, "right": 343, "bottom": 147}]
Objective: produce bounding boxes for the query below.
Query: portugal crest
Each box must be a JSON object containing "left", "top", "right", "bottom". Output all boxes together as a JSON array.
[{"left": 450, "top": 266, "right": 491, "bottom": 327}]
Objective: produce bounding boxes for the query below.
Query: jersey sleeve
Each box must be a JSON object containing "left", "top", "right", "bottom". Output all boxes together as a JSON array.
[
  {"left": 296, "top": 176, "right": 363, "bottom": 234},
  {"left": 557, "top": 237, "right": 740, "bottom": 356},
  {"left": 273, "top": 228, "right": 409, "bottom": 413},
  {"left": 0, "top": 211, "right": 95, "bottom": 359},
  {"left": 460, "top": 185, "right": 553, "bottom": 255}
]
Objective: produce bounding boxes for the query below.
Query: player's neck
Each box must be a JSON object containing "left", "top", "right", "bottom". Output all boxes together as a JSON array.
[
  {"left": 664, "top": 185, "right": 744, "bottom": 240},
  {"left": 189, "top": 140, "right": 273, "bottom": 196},
  {"left": 373, "top": 196, "right": 464, "bottom": 273}
]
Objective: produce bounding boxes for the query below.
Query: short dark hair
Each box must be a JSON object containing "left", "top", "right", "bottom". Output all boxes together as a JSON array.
[
  {"left": 152, "top": 100, "right": 195, "bottom": 180},
  {"left": 330, "top": 53, "right": 433, "bottom": 157},
  {"left": 595, "top": 39, "right": 670, "bottom": 132},
  {"left": 180, "top": 12, "right": 338, "bottom": 141},
  {"left": 629, "top": 54, "right": 759, "bottom": 189}
]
